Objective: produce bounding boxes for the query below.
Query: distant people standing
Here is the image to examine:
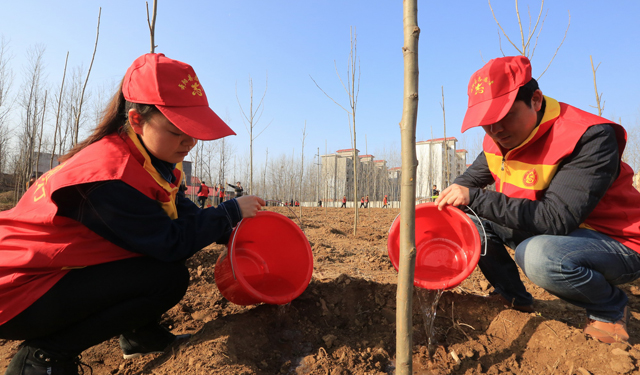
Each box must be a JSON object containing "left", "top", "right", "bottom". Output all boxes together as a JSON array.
[
  {"left": 341, "top": 195, "right": 347, "bottom": 208},
  {"left": 365, "top": 195, "right": 370, "bottom": 208},
  {"left": 228, "top": 181, "right": 243, "bottom": 198},
  {"left": 218, "top": 183, "right": 225, "bottom": 203},
  {"left": 359, "top": 197, "right": 365, "bottom": 208},
  {"left": 294, "top": 200, "right": 299, "bottom": 207},
  {"left": 318, "top": 199, "right": 322, "bottom": 207},
  {"left": 383, "top": 195, "right": 388, "bottom": 208},
  {"left": 197, "top": 181, "right": 209, "bottom": 209}
]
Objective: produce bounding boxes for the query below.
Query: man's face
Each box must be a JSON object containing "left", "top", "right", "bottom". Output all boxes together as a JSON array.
[{"left": 482, "top": 90, "right": 543, "bottom": 150}]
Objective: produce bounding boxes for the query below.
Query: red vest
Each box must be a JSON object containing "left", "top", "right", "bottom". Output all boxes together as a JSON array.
[
  {"left": 483, "top": 97, "right": 640, "bottom": 254},
  {"left": 198, "top": 184, "right": 209, "bottom": 197},
  {"left": 0, "top": 129, "right": 182, "bottom": 325}
]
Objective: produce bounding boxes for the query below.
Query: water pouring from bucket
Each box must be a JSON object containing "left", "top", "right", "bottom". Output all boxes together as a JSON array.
[
  {"left": 215, "top": 211, "right": 313, "bottom": 305},
  {"left": 387, "top": 202, "right": 481, "bottom": 290}
]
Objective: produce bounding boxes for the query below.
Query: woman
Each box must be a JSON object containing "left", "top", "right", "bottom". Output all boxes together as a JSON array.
[{"left": 0, "top": 53, "right": 265, "bottom": 375}]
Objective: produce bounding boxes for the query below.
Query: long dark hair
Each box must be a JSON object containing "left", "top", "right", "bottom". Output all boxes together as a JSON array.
[{"left": 59, "top": 79, "right": 159, "bottom": 162}]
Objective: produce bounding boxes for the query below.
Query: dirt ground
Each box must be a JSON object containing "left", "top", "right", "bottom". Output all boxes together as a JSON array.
[{"left": 3, "top": 206, "right": 640, "bottom": 375}]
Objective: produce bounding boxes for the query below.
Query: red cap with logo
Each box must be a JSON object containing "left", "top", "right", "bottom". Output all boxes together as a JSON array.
[
  {"left": 460, "top": 56, "right": 532, "bottom": 133},
  {"left": 123, "top": 53, "right": 235, "bottom": 140}
]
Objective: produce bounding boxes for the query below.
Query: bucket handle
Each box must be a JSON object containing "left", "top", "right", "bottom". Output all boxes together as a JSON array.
[
  {"left": 387, "top": 204, "right": 488, "bottom": 257},
  {"left": 465, "top": 205, "right": 488, "bottom": 257},
  {"left": 228, "top": 217, "right": 247, "bottom": 280}
]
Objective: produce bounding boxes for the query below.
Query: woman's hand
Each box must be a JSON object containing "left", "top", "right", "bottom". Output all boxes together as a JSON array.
[
  {"left": 235, "top": 195, "right": 266, "bottom": 218},
  {"left": 435, "top": 184, "right": 470, "bottom": 210}
]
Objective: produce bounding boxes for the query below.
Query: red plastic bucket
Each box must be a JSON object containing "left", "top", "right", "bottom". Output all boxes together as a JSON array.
[
  {"left": 387, "top": 202, "right": 481, "bottom": 290},
  {"left": 215, "top": 211, "right": 313, "bottom": 305}
]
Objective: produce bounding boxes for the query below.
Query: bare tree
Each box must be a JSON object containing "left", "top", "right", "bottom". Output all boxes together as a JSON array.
[
  {"left": 236, "top": 74, "right": 270, "bottom": 195},
  {"left": 440, "top": 87, "right": 450, "bottom": 187},
  {"left": 34, "top": 90, "right": 47, "bottom": 176},
  {"left": 146, "top": 0, "right": 158, "bottom": 53},
  {"left": 590, "top": 55, "right": 604, "bottom": 117},
  {"left": 0, "top": 36, "right": 13, "bottom": 182},
  {"left": 488, "top": 0, "right": 570, "bottom": 80},
  {"left": 14, "top": 45, "right": 46, "bottom": 200},
  {"left": 73, "top": 8, "right": 100, "bottom": 146},
  {"left": 50, "top": 51, "right": 69, "bottom": 169},
  {"left": 311, "top": 26, "right": 361, "bottom": 235},
  {"left": 298, "top": 122, "right": 307, "bottom": 217},
  {"left": 396, "top": 1, "right": 419, "bottom": 373}
]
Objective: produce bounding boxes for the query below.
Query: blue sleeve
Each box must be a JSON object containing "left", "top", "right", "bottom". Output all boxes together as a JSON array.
[{"left": 53, "top": 180, "right": 243, "bottom": 262}]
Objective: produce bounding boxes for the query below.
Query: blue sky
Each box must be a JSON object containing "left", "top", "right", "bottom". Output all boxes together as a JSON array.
[{"left": 1, "top": 0, "right": 639, "bottom": 168}]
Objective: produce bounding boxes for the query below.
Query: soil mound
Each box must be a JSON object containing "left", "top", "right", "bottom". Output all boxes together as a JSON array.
[{"left": 2, "top": 207, "right": 640, "bottom": 374}]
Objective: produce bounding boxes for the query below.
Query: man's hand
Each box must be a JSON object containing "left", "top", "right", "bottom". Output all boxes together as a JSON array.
[
  {"left": 435, "top": 183, "right": 470, "bottom": 211},
  {"left": 235, "top": 195, "right": 266, "bottom": 218}
]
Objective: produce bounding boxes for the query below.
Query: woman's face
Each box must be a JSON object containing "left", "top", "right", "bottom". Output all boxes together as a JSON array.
[{"left": 129, "top": 109, "right": 197, "bottom": 163}]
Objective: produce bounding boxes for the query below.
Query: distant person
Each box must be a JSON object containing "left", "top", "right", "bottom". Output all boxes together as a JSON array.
[
  {"left": 0, "top": 53, "right": 265, "bottom": 374},
  {"left": 218, "top": 183, "right": 225, "bottom": 204},
  {"left": 365, "top": 195, "right": 370, "bottom": 208},
  {"left": 294, "top": 200, "right": 299, "bottom": 207},
  {"left": 197, "top": 181, "right": 209, "bottom": 209},
  {"left": 431, "top": 185, "right": 440, "bottom": 202},
  {"left": 228, "top": 181, "right": 243, "bottom": 198},
  {"left": 26, "top": 173, "right": 37, "bottom": 190},
  {"left": 318, "top": 199, "right": 322, "bottom": 207},
  {"left": 436, "top": 55, "right": 640, "bottom": 344},
  {"left": 340, "top": 195, "right": 347, "bottom": 208},
  {"left": 382, "top": 195, "right": 388, "bottom": 208},
  {"left": 359, "top": 196, "right": 365, "bottom": 208}
]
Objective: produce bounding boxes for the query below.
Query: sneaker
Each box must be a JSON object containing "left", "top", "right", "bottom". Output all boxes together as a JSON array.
[
  {"left": 488, "top": 291, "right": 535, "bottom": 313},
  {"left": 120, "top": 323, "right": 191, "bottom": 359},
  {"left": 5, "top": 345, "right": 91, "bottom": 375},
  {"left": 584, "top": 306, "right": 629, "bottom": 344}
]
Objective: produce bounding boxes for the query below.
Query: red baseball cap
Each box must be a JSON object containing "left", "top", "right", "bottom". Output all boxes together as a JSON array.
[
  {"left": 460, "top": 56, "right": 532, "bottom": 133},
  {"left": 123, "top": 53, "right": 235, "bottom": 140}
]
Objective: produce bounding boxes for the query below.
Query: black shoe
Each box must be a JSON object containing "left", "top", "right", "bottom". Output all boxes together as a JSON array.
[
  {"left": 488, "top": 291, "right": 535, "bottom": 313},
  {"left": 119, "top": 323, "right": 191, "bottom": 359},
  {"left": 5, "top": 345, "right": 91, "bottom": 375}
]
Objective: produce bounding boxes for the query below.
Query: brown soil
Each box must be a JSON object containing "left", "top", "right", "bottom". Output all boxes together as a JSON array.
[{"left": 3, "top": 206, "right": 640, "bottom": 374}]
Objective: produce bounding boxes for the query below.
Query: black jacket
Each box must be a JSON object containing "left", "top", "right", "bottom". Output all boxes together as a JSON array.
[{"left": 455, "top": 124, "right": 619, "bottom": 236}]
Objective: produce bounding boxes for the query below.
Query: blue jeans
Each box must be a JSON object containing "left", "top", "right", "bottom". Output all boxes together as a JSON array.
[
  {"left": 470, "top": 215, "right": 640, "bottom": 323},
  {"left": 469, "top": 215, "right": 535, "bottom": 307}
]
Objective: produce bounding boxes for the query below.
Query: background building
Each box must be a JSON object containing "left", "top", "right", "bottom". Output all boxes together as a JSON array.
[{"left": 321, "top": 138, "right": 467, "bottom": 205}]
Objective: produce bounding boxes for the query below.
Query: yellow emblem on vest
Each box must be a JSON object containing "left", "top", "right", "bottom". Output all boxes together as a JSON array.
[
  {"left": 473, "top": 76, "right": 493, "bottom": 95},
  {"left": 523, "top": 168, "right": 539, "bottom": 187}
]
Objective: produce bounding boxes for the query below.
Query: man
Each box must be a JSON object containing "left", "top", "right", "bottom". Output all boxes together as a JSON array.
[
  {"left": 228, "top": 181, "right": 244, "bottom": 198},
  {"left": 26, "top": 173, "right": 37, "bottom": 190},
  {"left": 431, "top": 185, "right": 439, "bottom": 202},
  {"left": 196, "top": 181, "right": 209, "bottom": 209},
  {"left": 340, "top": 195, "right": 347, "bottom": 208},
  {"left": 436, "top": 56, "right": 640, "bottom": 344},
  {"left": 382, "top": 195, "right": 388, "bottom": 208}
]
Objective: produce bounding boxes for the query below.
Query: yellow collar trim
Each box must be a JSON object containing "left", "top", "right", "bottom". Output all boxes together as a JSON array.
[{"left": 125, "top": 126, "right": 181, "bottom": 219}]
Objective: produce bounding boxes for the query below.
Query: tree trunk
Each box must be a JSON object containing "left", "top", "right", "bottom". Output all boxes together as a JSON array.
[{"left": 396, "top": 1, "right": 419, "bottom": 374}]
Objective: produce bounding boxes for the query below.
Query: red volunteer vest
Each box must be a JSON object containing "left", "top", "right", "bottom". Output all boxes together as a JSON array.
[
  {"left": 198, "top": 184, "right": 209, "bottom": 197},
  {"left": 483, "top": 97, "right": 640, "bottom": 254},
  {"left": 0, "top": 129, "right": 182, "bottom": 325}
]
